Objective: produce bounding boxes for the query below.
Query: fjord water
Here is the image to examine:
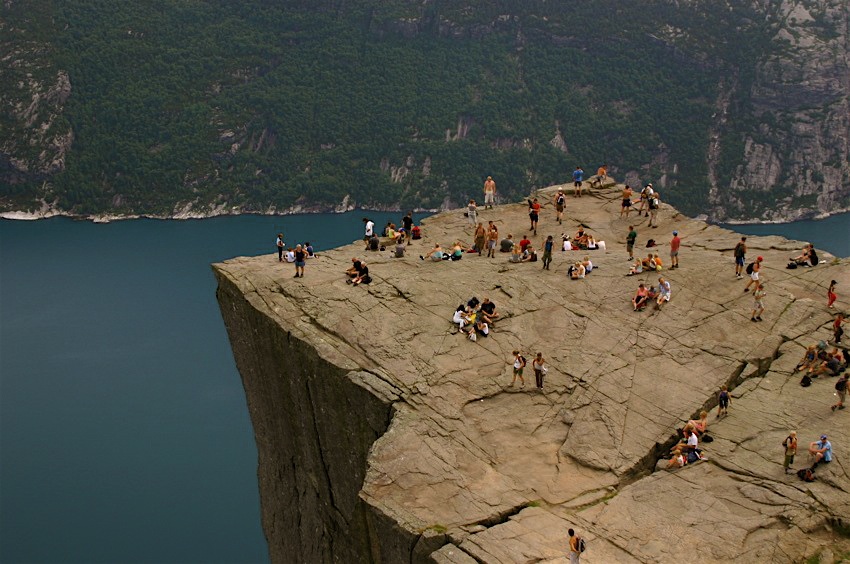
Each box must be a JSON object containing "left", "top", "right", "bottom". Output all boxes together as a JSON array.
[
  {"left": 0, "top": 210, "right": 847, "bottom": 563},
  {"left": 0, "top": 211, "right": 405, "bottom": 563}
]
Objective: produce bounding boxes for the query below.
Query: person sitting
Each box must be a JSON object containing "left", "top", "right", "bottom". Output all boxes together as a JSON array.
[
  {"left": 449, "top": 241, "right": 464, "bottom": 261},
  {"left": 509, "top": 244, "right": 522, "bottom": 263},
  {"left": 574, "top": 228, "right": 590, "bottom": 248},
  {"left": 653, "top": 253, "right": 663, "bottom": 271},
  {"left": 795, "top": 345, "right": 819, "bottom": 372},
  {"left": 562, "top": 236, "right": 573, "bottom": 251},
  {"left": 393, "top": 228, "right": 405, "bottom": 244},
  {"left": 791, "top": 244, "right": 817, "bottom": 266},
  {"left": 521, "top": 245, "right": 538, "bottom": 262},
  {"left": 365, "top": 234, "right": 380, "bottom": 251},
  {"left": 285, "top": 248, "right": 296, "bottom": 263},
  {"left": 500, "top": 234, "right": 515, "bottom": 253},
  {"left": 581, "top": 256, "right": 593, "bottom": 274},
  {"left": 627, "top": 259, "right": 643, "bottom": 276},
  {"left": 385, "top": 223, "right": 397, "bottom": 240},
  {"left": 467, "top": 296, "right": 481, "bottom": 311},
  {"left": 655, "top": 277, "right": 671, "bottom": 309},
  {"left": 452, "top": 305, "right": 471, "bottom": 331},
  {"left": 667, "top": 446, "right": 686, "bottom": 470},
  {"left": 519, "top": 235, "right": 532, "bottom": 252},
  {"left": 421, "top": 244, "right": 445, "bottom": 262},
  {"left": 473, "top": 318, "right": 489, "bottom": 338},
  {"left": 394, "top": 241, "right": 405, "bottom": 258},
  {"left": 686, "top": 411, "right": 709, "bottom": 437},
  {"left": 569, "top": 262, "right": 586, "bottom": 279},
  {"left": 642, "top": 253, "right": 655, "bottom": 269},
  {"left": 679, "top": 427, "right": 705, "bottom": 463},
  {"left": 633, "top": 283, "right": 649, "bottom": 311},
  {"left": 586, "top": 235, "right": 599, "bottom": 250},
  {"left": 809, "top": 352, "right": 842, "bottom": 377},
  {"left": 479, "top": 298, "right": 500, "bottom": 323},
  {"left": 351, "top": 262, "right": 371, "bottom": 285},
  {"left": 305, "top": 242, "right": 315, "bottom": 257},
  {"left": 808, "top": 435, "right": 832, "bottom": 470},
  {"left": 346, "top": 257, "right": 363, "bottom": 278}
]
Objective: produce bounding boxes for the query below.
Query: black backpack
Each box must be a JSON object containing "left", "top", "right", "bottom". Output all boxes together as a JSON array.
[
  {"left": 578, "top": 537, "right": 586, "bottom": 553},
  {"left": 745, "top": 262, "right": 755, "bottom": 274},
  {"left": 800, "top": 374, "right": 812, "bottom": 387},
  {"left": 836, "top": 378, "right": 847, "bottom": 392},
  {"left": 797, "top": 468, "right": 815, "bottom": 482}
]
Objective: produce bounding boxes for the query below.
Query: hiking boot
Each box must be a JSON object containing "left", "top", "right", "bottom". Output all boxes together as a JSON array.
[
  {"left": 751, "top": 317, "right": 757, "bottom": 322},
  {"left": 756, "top": 316, "right": 763, "bottom": 321}
]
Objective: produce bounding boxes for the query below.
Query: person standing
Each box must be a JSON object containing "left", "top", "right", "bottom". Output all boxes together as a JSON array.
[
  {"left": 751, "top": 282, "right": 766, "bottom": 322},
  {"left": 782, "top": 431, "right": 797, "bottom": 474},
  {"left": 363, "top": 217, "right": 374, "bottom": 241},
  {"left": 466, "top": 199, "right": 478, "bottom": 226},
  {"left": 474, "top": 222, "right": 486, "bottom": 255},
  {"left": 511, "top": 351, "right": 526, "bottom": 388},
  {"left": 483, "top": 176, "right": 496, "bottom": 209},
  {"left": 276, "top": 233, "right": 284, "bottom": 262},
  {"left": 487, "top": 222, "right": 499, "bottom": 258},
  {"left": 734, "top": 236, "right": 747, "bottom": 279},
  {"left": 402, "top": 211, "right": 414, "bottom": 245},
  {"left": 834, "top": 313, "right": 845, "bottom": 344},
  {"left": 568, "top": 528, "right": 582, "bottom": 564},
  {"left": 594, "top": 163, "right": 607, "bottom": 187},
  {"left": 532, "top": 352, "right": 546, "bottom": 390},
  {"left": 744, "top": 256, "right": 763, "bottom": 292},
  {"left": 717, "top": 385, "right": 731, "bottom": 418},
  {"left": 293, "top": 244, "right": 307, "bottom": 278},
  {"left": 832, "top": 373, "right": 847, "bottom": 411},
  {"left": 648, "top": 191, "right": 660, "bottom": 228},
  {"left": 626, "top": 225, "right": 637, "bottom": 261},
  {"left": 554, "top": 189, "right": 566, "bottom": 224},
  {"left": 542, "top": 235, "right": 554, "bottom": 270},
  {"left": 828, "top": 280, "right": 838, "bottom": 308},
  {"left": 620, "top": 185, "right": 633, "bottom": 218},
  {"left": 669, "top": 230, "right": 681, "bottom": 269},
  {"left": 572, "top": 167, "right": 584, "bottom": 197},
  {"left": 529, "top": 198, "right": 541, "bottom": 235}
]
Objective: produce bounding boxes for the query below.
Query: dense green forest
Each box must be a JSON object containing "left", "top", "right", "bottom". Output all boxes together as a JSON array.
[{"left": 2, "top": 0, "right": 775, "bottom": 216}]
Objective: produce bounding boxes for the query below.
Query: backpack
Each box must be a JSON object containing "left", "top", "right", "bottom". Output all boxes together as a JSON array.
[
  {"left": 519, "top": 355, "right": 527, "bottom": 367},
  {"left": 734, "top": 243, "right": 744, "bottom": 258},
  {"left": 786, "top": 261, "right": 798, "bottom": 269},
  {"left": 797, "top": 468, "right": 815, "bottom": 482},
  {"left": 800, "top": 374, "right": 812, "bottom": 387},
  {"left": 836, "top": 378, "right": 847, "bottom": 392},
  {"left": 649, "top": 197, "right": 659, "bottom": 210},
  {"left": 745, "top": 262, "right": 755, "bottom": 274},
  {"left": 578, "top": 537, "right": 586, "bottom": 553},
  {"left": 557, "top": 194, "right": 565, "bottom": 205}
]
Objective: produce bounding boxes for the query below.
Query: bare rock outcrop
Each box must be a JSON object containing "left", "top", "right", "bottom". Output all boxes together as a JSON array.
[{"left": 214, "top": 182, "right": 850, "bottom": 562}]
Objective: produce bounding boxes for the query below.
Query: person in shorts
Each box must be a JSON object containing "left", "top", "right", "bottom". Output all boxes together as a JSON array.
[
  {"left": 782, "top": 431, "right": 797, "bottom": 474},
  {"left": 669, "top": 231, "right": 680, "bottom": 269},
  {"left": 483, "top": 176, "right": 496, "bottom": 209},
  {"left": 620, "top": 185, "right": 633, "bottom": 218},
  {"left": 751, "top": 282, "right": 766, "bottom": 321},
  {"left": 626, "top": 225, "right": 637, "bottom": 261},
  {"left": 734, "top": 236, "right": 747, "bottom": 279},
  {"left": 744, "top": 256, "right": 763, "bottom": 292},
  {"left": 554, "top": 190, "right": 566, "bottom": 224},
  {"left": 293, "top": 244, "right": 306, "bottom": 278},
  {"left": 511, "top": 351, "right": 526, "bottom": 387}
]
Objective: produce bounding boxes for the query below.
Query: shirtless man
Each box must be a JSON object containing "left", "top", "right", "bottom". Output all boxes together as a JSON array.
[
  {"left": 593, "top": 163, "right": 607, "bottom": 187},
  {"left": 483, "top": 176, "right": 496, "bottom": 209},
  {"left": 487, "top": 221, "right": 499, "bottom": 258},
  {"left": 620, "top": 185, "right": 633, "bottom": 218}
]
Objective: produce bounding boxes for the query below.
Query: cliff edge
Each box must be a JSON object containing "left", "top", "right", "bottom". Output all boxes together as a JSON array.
[{"left": 214, "top": 183, "right": 850, "bottom": 563}]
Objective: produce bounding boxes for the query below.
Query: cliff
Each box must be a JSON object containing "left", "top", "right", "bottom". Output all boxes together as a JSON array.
[{"left": 214, "top": 183, "right": 850, "bottom": 563}]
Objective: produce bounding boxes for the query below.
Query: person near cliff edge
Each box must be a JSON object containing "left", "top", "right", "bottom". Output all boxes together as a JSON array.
[
  {"left": 276, "top": 233, "right": 284, "bottom": 262},
  {"left": 734, "top": 236, "right": 748, "bottom": 279},
  {"left": 744, "top": 256, "right": 763, "bottom": 292},
  {"left": 572, "top": 167, "right": 584, "bottom": 197},
  {"left": 402, "top": 211, "right": 414, "bottom": 245},
  {"left": 363, "top": 217, "right": 374, "bottom": 241},
  {"left": 483, "top": 176, "right": 496, "bottom": 209},
  {"left": 293, "top": 244, "right": 306, "bottom": 278},
  {"left": 669, "top": 231, "right": 681, "bottom": 269}
]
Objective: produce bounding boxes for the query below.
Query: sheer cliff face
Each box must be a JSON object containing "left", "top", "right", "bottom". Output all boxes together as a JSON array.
[
  {"left": 706, "top": 0, "right": 850, "bottom": 221},
  {"left": 215, "top": 186, "right": 850, "bottom": 563}
]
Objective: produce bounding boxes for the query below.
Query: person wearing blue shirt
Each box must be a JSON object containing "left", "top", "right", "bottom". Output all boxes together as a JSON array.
[
  {"left": 809, "top": 434, "right": 832, "bottom": 470},
  {"left": 572, "top": 166, "right": 584, "bottom": 197}
]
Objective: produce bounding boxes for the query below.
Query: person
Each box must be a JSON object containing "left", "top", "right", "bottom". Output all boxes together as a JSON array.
[
  {"left": 276, "top": 233, "right": 284, "bottom": 262},
  {"left": 542, "top": 235, "right": 554, "bottom": 270},
  {"left": 633, "top": 283, "right": 649, "bottom": 311},
  {"left": 304, "top": 242, "right": 315, "bottom": 257},
  {"left": 284, "top": 248, "right": 296, "bottom": 263},
  {"left": 782, "top": 431, "right": 797, "bottom": 474},
  {"left": 365, "top": 233, "right": 380, "bottom": 251},
  {"left": 834, "top": 313, "right": 845, "bottom": 344},
  {"left": 653, "top": 253, "right": 663, "bottom": 271},
  {"left": 594, "top": 163, "right": 607, "bottom": 187},
  {"left": 483, "top": 176, "right": 496, "bottom": 209},
  {"left": 519, "top": 235, "right": 532, "bottom": 252},
  {"left": 828, "top": 280, "right": 837, "bottom": 308},
  {"left": 473, "top": 318, "right": 490, "bottom": 338},
  {"left": 569, "top": 262, "right": 586, "bottom": 280},
  {"left": 473, "top": 223, "right": 486, "bottom": 255},
  {"left": 500, "top": 234, "right": 515, "bottom": 253},
  {"left": 751, "top": 282, "right": 766, "bottom": 321},
  {"left": 402, "top": 211, "right": 414, "bottom": 245},
  {"left": 487, "top": 222, "right": 499, "bottom": 258},
  {"left": 532, "top": 352, "right": 546, "bottom": 390},
  {"left": 363, "top": 217, "right": 374, "bottom": 241},
  {"left": 717, "top": 385, "right": 730, "bottom": 417},
  {"left": 627, "top": 259, "right": 643, "bottom": 276},
  {"left": 638, "top": 183, "right": 653, "bottom": 216},
  {"left": 642, "top": 253, "right": 656, "bottom": 270},
  {"left": 293, "top": 244, "right": 306, "bottom": 278},
  {"left": 648, "top": 191, "right": 660, "bottom": 228},
  {"left": 346, "top": 257, "right": 364, "bottom": 279},
  {"left": 686, "top": 411, "right": 710, "bottom": 438},
  {"left": 808, "top": 435, "right": 832, "bottom": 470},
  {"left": 452, "top": 305, "right": 470, "bottom": 331},
  {"left": 421, "top": 244, "right": 444, "bottom": 262},
  {"left": 744, "top": 256, "right": 763, "bottom": 292},
  {"left": 680, "top": 427, "right": 705, "bottom": 462},
  {"left": 529, "top": 198, "right": 541, "bottom": 235},
  {"left": 467, "top": 199, "right": 478, "bottom": 226},
  {"left": 480, "top": 298, "right": 500, "bottom": 324},
  {"left": 795, "top": 345, "right": 820, "bottom": 372},
  {"left": 509, "top": 244, "right": 523, "bottom": 263},
  {"left": 394, "top": 239, "right": 405, "bottom": 258},
  {"left": 521, "top": 245, "right": 538, "bottom": 262},
  {"left": 581, "top": 256, "right": 593, "bottom": 274},
  {"left": 574, "top": 227, "right": 590, "bottom": 248},
  {"left": 626, "top": 225, "right": 637, "bottom": 261},
  {"left": 449, "top": 241, "right": 464, "bottom": 261},
  {"left": 667, "top": 446, "right": 686, "bottom": 469},
  {"left": 351, "top": 262, "right": 371, "bottom": 285},
  {"left": 572, "top": 167, "right": 584, "bottom": 197},
  {"left": 669, "top": 231, "right": 680, "bottom": 269},
  {"left": 554, "top": 189, "right": 566, "bottom": 224},
  {"left": 734, "top": 236, "right": 747, "bottom": 279},
  {"left": 620, "top": 185, "right": 633, "bottom": 218},
  {"left": 791, "top": 244, "right": 818, "bottom": 267},
  {"left": 567, "top": 528, "right": 582, "bottom": 564},
  {"left": 655, "top": 277, "right": 671, "bottom": 309},
  {"left": 833, "top": 373, "right": 848, "bottom": 411},
  {"left": 511, "top": 351, "right": 526, "bottom": 387},
  {"left": 562, "top": 235, "right": 573, "bottom": 251}
]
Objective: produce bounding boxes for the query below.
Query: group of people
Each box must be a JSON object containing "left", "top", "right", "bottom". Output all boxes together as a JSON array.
[
  {"left": 452, "top": 296, "right": 501, "bottom": 342},
  {"left": 276, "top": 234, "right": 315, "bottom": 278}
]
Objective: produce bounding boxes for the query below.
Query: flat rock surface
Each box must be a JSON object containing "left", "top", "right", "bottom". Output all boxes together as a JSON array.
[{"left": 216, "top": 183, "right": 850, "bottom": 562}]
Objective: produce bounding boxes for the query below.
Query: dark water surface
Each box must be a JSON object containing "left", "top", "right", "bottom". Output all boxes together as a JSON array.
[
  {"left": 1, "top": 209, "right": 847, "bottom": 563},
  {"left": 0, "top": 211, "right": 405, "bottom": 563}
]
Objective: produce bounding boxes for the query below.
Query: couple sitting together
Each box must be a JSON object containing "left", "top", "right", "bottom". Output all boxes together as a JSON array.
[
  {"left": 632, "top": 278, "right": 671, "bottom": 311},
  {"left": 421, "top": 242, "right": 464, "bottom": 262},
  {"left": 567, "top": 256, "right": 594, "bottom": 279}
]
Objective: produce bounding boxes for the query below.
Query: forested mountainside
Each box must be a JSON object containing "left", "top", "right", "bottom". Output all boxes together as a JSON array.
[{"left": 1, "top": 0, "right": 848, "bottom": 220}]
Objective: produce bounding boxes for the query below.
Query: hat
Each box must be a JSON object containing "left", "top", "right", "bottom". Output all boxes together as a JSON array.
[
  {"left": 757, "top": 256, "right": 763, "bottom": 261},
  {"left": 821, "top": 435, "right": 828, "bottom": 440},
  {"left": 673, "top": 231, "right": 678, "bottom": 235}
]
